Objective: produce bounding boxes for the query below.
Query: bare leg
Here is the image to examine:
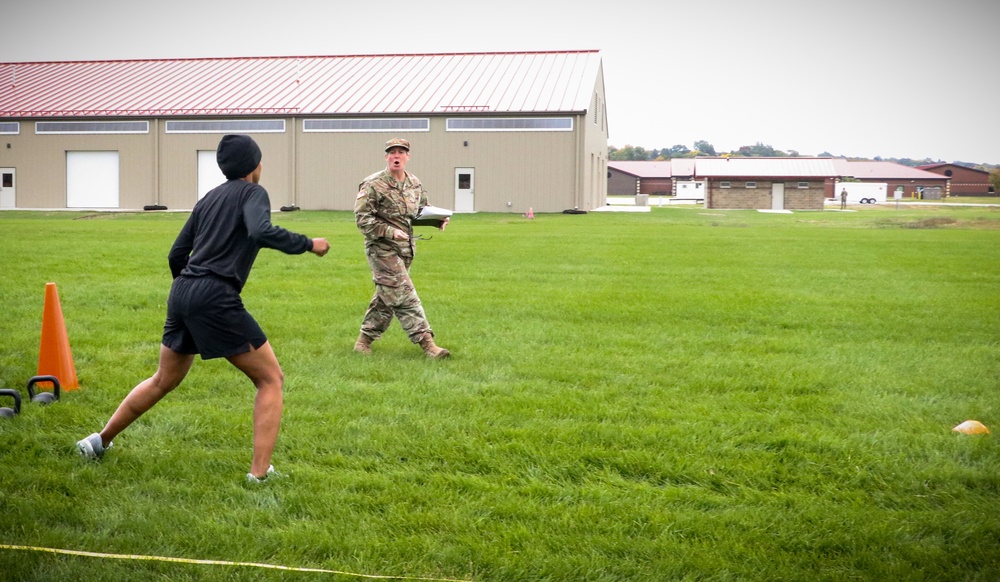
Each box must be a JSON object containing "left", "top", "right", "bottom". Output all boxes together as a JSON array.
[
  {"left": 227, "top": 341, "right": 284, "bottom": 478},
  {"left": 99, "top": 345, "right": 195, "bottom": 447}
]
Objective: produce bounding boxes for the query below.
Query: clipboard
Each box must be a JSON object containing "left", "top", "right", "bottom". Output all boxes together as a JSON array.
[{"left": 412, "top": 205, "right": 453, "bottom": 228}]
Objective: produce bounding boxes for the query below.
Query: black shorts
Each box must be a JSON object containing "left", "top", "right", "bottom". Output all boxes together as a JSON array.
[{"left": 162, "top": 276, "right": 266, "bottom": 360}]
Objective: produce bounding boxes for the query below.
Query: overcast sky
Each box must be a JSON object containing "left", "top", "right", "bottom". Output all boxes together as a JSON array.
[{"left": 3, "top": 0, "right": 998, "bottom": 164}]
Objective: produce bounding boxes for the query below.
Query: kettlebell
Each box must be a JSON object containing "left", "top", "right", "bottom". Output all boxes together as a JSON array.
[
  {"left": 0, "top": 389, "right": 21, "bottom": 417},
  {"left": 27, "top": 375, "right": 61, "bottom": 405}
]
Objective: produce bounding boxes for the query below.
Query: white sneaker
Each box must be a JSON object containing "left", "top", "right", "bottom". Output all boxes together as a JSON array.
[
  {"left": 76, "top": 433, "right": 112, "bottom": 459},
  {"left": 246, "top": 465, "right": 281, "bottom": 483}
]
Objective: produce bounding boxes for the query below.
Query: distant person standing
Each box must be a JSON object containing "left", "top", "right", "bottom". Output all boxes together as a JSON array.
[
  {"left": 77, "top": 134, "right": 330, "bottom": 483},
  {"left": 353, "top": 138, "right": 450, "bottom": 358},
  {"left": 840, "top": 188, "right": 848, "bottom": 210}
]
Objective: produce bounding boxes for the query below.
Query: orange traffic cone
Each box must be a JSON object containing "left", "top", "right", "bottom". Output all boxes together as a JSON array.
[{"left": 37, "top": 282, "right": 79, "bottom": 390}]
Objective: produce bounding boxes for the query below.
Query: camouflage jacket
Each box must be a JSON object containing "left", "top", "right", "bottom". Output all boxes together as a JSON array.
[{"left": 355, "top": 168, "right": 428, "bottom": 254}]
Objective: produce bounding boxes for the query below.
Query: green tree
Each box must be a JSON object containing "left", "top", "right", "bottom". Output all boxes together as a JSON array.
[
  {"left": 693, "top": 140, "right": 716, "bottom": 156},
  {"left": 990, "top": 168, "right": 1000, "bottom": 194},
  {"left": 668, "top": 144, "right": 690, "bottom": 157},
  {"left": 609, "top": 145, "right": 651, "bottom": 161},
  {"left": 736, "top": 142, "right": 785, "bottom": 157}
]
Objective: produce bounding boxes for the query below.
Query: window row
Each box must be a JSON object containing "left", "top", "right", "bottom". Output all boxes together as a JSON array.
[
  {"left": 17, "top": 117, "right": 575, "bottom": 135},
  {"left": 720, "top": 181, "right": 811, "bottom": 189}
]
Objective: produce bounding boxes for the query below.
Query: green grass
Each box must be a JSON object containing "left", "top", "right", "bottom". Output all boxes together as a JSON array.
[
  {"left": 1, "top": 205, "right": 999, "bottom": 581},
  {"left": 926, "top": 196, "right": 1000, "bottom": 204}
]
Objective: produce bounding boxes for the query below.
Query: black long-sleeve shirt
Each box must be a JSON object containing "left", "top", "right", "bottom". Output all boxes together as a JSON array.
[{"left": 168, "top": 180, "right": 312, "bottom": 292}]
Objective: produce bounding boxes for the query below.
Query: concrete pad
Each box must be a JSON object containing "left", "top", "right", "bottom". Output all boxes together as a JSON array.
[{"left": 592, "top": 205, "right": 651, "bottom": 212}]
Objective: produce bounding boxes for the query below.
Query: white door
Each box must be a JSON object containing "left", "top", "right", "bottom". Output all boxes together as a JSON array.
[
  {"left": 0, "top": 168, "right": 14, "bottom": 208},
  {"left": 67, "top": 151, "right": 119, "bottom": 208},
  {"left": 198, "top": 150, "right": 227, "bottom": 200},
  {"left": 454, "top": 167, "right": 474, "bottom": 213},
  {"left": 771, "top": 182, "right": 785, "bottom": 210}
]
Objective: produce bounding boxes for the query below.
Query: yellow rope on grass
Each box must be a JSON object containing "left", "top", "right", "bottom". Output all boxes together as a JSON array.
[{"left": 0, "top": 544, "right": 473, "bottom": 581}]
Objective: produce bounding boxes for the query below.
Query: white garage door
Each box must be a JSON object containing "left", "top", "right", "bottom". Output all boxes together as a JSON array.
[
  {"left": 67, "top": 151, "right": 119, "bottom": 208},
  {"left": 198, "top": 150, "right": 227, "bottom": 200}
]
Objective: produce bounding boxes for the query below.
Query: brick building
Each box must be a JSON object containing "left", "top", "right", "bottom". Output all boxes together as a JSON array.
[
  {"left": 696, "top": 158, "right": 835, "bottom": 210},
  {"left": 916, "top": 163, "right": 995, "bottom": 196}
]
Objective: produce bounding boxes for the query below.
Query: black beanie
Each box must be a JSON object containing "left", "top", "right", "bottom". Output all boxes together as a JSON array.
[{"left": 217, "top": 134, "right": 262, "bottom": 179}]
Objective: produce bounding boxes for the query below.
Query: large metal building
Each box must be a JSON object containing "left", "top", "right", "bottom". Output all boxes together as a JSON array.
[{"left": 0, "top": 50, "right": 608, "bottom": 214}]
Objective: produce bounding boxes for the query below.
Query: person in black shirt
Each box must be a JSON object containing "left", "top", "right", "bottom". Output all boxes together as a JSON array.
[{"left": 77, "top": 134, "right": 330, "bottom": 483}]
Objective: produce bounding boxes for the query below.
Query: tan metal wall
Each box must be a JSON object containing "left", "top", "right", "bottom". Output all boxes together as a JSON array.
[
  {"left": 295, "top": 116, "right": 586, "bottom": 214},
  {"left": 580, "top": 61, "right": 609, "bottom": 211},
  {"left": 295, "top": 122, "right": 387, "bottom": 211},
  {"left": 156, "top": 128, "right": 296, "bottom": 210},
  {"left": 3, "top": 110, "right": 608, "bottom": 214},
  {"left": 0, "top": 120, "right": 155, "bottom": 209}
]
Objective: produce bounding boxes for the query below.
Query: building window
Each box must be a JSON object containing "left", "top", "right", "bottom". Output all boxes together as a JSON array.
[
  {"left": 745, "top": 181, "right": 757, "bottom": 188},
  {"left": 720, "top": 181, "right": 731, "bottom": 189},
  {"left": 944, "top": 169, "right": 953, "bottom": 177},
  {"left": 304, "top": 118, "right": 430, "bottom": 132},
  {"left": 36, "top": 121, "right": 148, "bottom": 134},
  {"left": 798, "top": 182, "right": 809, "bottom": 189},
  {"left": 0, "top": 122, "right": 19, "bottom": 134},
  {"left": 446, "top": 118, "right": 573, "bottom": 131},
  {"left": 165, "top": 120, "right": 285, "bottom": 133}
]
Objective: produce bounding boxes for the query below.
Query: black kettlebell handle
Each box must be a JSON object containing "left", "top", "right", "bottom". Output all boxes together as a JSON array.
[
  {"left": 27, "top": 375, "right": 61, "bottom": 400},
  {"left": 0, "top": 388, "right": 21, "bottom": 415}
]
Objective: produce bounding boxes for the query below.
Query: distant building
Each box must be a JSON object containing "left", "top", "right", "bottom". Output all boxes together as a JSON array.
[
  {"left": 831, "top": 160, "right": 950, "bottom": 199},
  {"left": 606, "top": 159, "right": 697, "bottom": 198},
  {"left": 696, "top": 158, "right": 835, "bottom": 210},
  {"left": 610, "top": 158, "right": 836, "bottom": 210},
  {"left": 607, "top": 158, "right": 961, "bottom": 209},
  {"left": 916, "top": 163, "right": 994, "bottom": 196},
  {"left": 607, "top": 161, "right": 672, "bottom": 195},
  {"left": 0, "top": 50, "right": 608, "bottom": 213}
]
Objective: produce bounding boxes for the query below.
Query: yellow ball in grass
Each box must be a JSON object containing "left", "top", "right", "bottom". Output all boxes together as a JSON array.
[{"left": 952, "top": 420, "right": 990, "bottom": 435}]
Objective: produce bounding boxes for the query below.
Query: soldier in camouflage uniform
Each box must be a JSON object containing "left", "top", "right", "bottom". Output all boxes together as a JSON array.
[{"left": 353, "top": 138, "right": 450, "bottom": 358}]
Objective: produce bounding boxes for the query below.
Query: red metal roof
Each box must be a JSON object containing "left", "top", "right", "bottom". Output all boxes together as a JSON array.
[
  {"left": 670, "top": 158, "right": 696, "bottom": 177},
  {"left": 0, "top": 51, "right": 602, "bottom": 118},
  {"left": 917, "top": 163, "right": 989, "bottom": 176},
  {"left": 832, "top": 159, "right": 948, "bottom": 180},
  {"left": 608, "top": 161, "right": 672, "bottom": 178},
  {"left": 611, "top": 158, "right": 956, "bottom": 182},
  {"left": 695, "top": 157, "right": 838, "bottom": 178}
]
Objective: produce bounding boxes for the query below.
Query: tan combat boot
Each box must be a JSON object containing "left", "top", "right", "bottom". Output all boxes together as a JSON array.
[
  {"left": 418, "top": 333, "right": 450, "bottom": 359},
  {"left": 353, "top": 333, "right": 373, "bottom": 355}
]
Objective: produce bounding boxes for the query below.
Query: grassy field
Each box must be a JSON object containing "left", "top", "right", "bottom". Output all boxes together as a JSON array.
[
  {"left": 921, "top": 196, "right": 1000, "bottom": 205},
  {"left": 0, "top": 205, "right": 998, "bottom": 581}
]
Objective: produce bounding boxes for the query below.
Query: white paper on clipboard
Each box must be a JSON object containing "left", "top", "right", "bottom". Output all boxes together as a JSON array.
[{"left": 412, "top": 205, "right": 453, "bottom": 227}]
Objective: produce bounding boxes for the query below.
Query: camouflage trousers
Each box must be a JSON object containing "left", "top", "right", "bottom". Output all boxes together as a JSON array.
[{"left": 360, "top": 246, "right": 432, "bottom": 343}]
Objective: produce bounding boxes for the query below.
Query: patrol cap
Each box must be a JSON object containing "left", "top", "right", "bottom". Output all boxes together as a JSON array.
[{"left": 384, "top": 138, "right": 410, "bottom": 152}]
